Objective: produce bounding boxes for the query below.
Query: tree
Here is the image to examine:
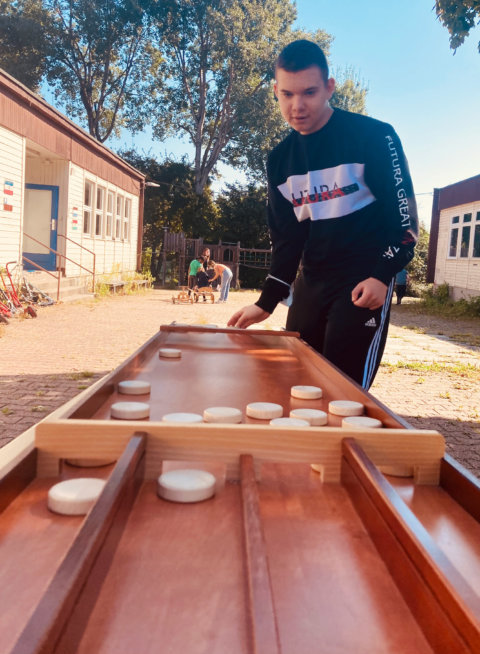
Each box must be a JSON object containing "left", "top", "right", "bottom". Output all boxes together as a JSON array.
[
  {"left": 214, "top": 182, "right": 269, "bottom": 248},
  {"left": 407, "top": 223, "right": 430, "bottom": 285},
  {"left": 435, "top": 1, "right": 480, "bottom": 52},
  {"left": 43, "top": 0, "right": 153, "bottom": 142},
  {"left": 119, "top": 150, "right": 219, "bottom": 274},
  {"left": 0, "top": 0, "right": 51, "bottom": 90},
  {"left": 150, "top": 2, "right": 367, "bottom": 193}
]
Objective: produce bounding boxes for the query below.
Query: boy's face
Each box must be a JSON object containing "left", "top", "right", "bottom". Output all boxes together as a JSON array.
[{"left": 274, "top": 66, "right": 335, "bottom": 135}]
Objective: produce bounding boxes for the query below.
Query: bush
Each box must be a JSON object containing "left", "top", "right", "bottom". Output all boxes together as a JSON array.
[{"left": 419, "top": 283, "right": 480, "bottom": 318}]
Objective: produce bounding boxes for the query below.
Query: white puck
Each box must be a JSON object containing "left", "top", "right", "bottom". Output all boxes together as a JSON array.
[
  {"left": 203, "top": 407, "right": 243, "bottom": 423},
  {"left": 162, "top": 412, "right": 203, "bottom": 423},
  {"left": 290, "top": 408, "right": 328, "bottom": 426},
  {"left": 311, "top": 463, "right": 323, "bottom": 474},
  {"left": 246, "top": 402, "right": 283, "bottom": 420},
  {"left": 269, "top": 417, "right": 310, "bottom": 427},
  {"left": 118, "top": 380, "right": 151, "bottom": 395},
  {"left": 342, "top": 416, "right": 383, "bottom": 429},
  {"left": 291, "top": 385, "right": 323, "bottom": 400},
  {"left": 159, "top": 348, "right": 182, "bottom": 359},
  {"left": 328, "top": 400, "right": 364, "bottom": 417},
  {"left": 48, "top": 478, "right": 106, "bottom": 516},
  {"left": 111, "top": 402, "right": 150, "bottom": 420},
  {"left": 66, "top": 458, "right": 116, "bottom": 468},
  {"left": 157, "top": 469, "right": 216, "bottom": 503}
]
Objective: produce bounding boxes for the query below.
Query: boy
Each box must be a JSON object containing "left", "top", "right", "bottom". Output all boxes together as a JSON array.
[{"left": 228, "top": 40, "right": 418, "bottom": 389}]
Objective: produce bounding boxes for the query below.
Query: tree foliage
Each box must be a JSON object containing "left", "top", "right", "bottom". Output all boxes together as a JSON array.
[
  {"left": 44, "top": 0, "right": 153, "bottom": 142},
  {"left": 407, "top": 223, "right": 430, "bottom": 284},
  {"left": 435, "top": 0, "right": 480, "bottom": 52},
  {"left": 119, "top": 150, "right": 218, "bottom": 273},
  {"left": 0, "top": 0, "right": 50, "bottom": 90},
  {"left": 149, "top": 2, "right": 367, "bottom": 193},
  {"left": 214, "top": 182, "right": 269, "bottom": 248}
]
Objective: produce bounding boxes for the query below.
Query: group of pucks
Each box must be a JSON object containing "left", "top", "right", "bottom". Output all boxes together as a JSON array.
[{"left": 109, "top": 378, "right": 152, "bottom": 420}]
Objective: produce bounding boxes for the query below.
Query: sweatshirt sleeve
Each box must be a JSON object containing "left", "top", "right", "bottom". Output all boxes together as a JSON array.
[
  {"left": 255, "top": 155, "right": 309, "bottom": 314},
  {"left": 364, "top": 123, "right": 418, "bottom": 284}
]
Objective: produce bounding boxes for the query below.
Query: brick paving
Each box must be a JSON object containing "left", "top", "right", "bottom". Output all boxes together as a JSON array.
[{"left": 1, "top": 289, "right": 479, "bottom": 477}]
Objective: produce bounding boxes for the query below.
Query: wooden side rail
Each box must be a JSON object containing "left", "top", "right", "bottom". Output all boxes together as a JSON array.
[
  {"left": 440, "top": 453, "right": 480, "bottom": 523},
  {"left": 341, "top": 438, "right": 480, "bottom": 654},
  {"left": 0, "top": 449, "right": 37, "bottom": 514},
  {"left": 240, "top": 455, "right": 281, "bottom": 654},
  {"left": 10, "top": 433, "right": 146, "bottom": 654}
]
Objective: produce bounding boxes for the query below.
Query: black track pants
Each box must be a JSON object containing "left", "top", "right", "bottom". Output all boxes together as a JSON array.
[{"left": 286, "top": 273, "right": 394, "bottom": 389}]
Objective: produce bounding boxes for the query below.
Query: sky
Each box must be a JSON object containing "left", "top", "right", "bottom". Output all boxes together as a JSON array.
[{"left": 108, "top": 0, "right": 480, "bottom": 229}]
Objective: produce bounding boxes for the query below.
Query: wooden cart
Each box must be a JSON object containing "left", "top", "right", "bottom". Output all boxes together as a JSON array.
[
  {"left": 1, "top": 325, "right": 480, "bottom": 654},
  {"left": 171, "top": 286, "right": 193, "bottom": 304}
]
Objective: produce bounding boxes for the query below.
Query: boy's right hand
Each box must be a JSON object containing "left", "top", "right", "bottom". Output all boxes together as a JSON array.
[{"left": 227, "top": 304, "right": 270, "bottom": 329}]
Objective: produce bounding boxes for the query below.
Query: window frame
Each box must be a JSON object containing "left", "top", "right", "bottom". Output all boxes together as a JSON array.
[{"left": 83, "top": 179, "right": 94, "bottom": 236}]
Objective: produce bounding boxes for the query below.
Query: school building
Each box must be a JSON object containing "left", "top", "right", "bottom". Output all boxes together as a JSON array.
[
  {"left": 427, "top": 174, "right": 480, "bottom": 300},
  {"left": 0, "top": 68, "right": 145, "bottom": 297}
]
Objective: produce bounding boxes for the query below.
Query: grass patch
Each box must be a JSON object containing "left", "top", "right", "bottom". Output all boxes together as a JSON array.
[
  {"left": 68, "top": 371, "right": 95, "bottom": 380},
  {"left": 403, "top": 325, "right": 427, "bottom": 334},
  {"left": 448, "top": 333, "right": 480, "bottom": 347},
  {"left": 380, "top": 360, "right": 480, "bottom": 377}
]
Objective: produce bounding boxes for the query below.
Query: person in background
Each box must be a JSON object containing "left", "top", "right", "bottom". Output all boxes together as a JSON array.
[
  {"left": 208, "top": 261, "right": 233, "bottom": 303},
  {"left": 195, "top": 265, "right": 212, "bottom": 301},
  {"left": 201, "top": 247, "right": 211, "bottom": 270},
  {"left": 228, "top": 39, "right": 417, "bottom": 389},
  {"left": 395, "top": 268, "right": 408, "bottom": 305},
  {"left": 187, "top": 256, "right": 204, "bottom": 294}
]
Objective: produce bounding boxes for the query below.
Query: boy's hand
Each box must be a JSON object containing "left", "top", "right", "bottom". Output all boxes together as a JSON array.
[
  {"left": 351, "top": 278, "right": 387, "bottom": 310},
  {"left": 228, "top": 305, "right": 270, "bottom": 329}
]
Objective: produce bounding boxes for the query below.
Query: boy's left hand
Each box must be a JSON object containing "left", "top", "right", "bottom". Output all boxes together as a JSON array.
[{"left": 351, "top": 278, "right": 387, "bottom": 310}]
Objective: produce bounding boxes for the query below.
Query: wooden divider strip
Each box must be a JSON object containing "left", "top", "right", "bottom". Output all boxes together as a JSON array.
[
  {"left": 440, "top": 454, "right": 480, "bottom": 523},
  {"left": 9, "top": 433, "right": 146, "bottom": 654},
  {"left": 240, "top": 455, "right": 281, "bottom": 654},
  {"left": 341, "top": 438, "right": 480, "bottom": 654},
  {"left": 161, "top": 324, "right": 300, "bottom": 337}
]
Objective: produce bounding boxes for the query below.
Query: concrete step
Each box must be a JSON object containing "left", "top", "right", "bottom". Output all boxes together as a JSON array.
[{"left": 21, "top": 272, "right": 93, "bottom": 302}]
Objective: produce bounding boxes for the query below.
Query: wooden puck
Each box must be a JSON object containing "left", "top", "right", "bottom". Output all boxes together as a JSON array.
[{"left": 291, "top": 385, "right": 323, "bottom": 400}]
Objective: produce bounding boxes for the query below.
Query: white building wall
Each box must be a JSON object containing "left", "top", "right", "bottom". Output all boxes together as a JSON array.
[
  {"left": 0, "top": 125, "right": 24, "bottom": 266},
  {"left": 436, "top": 201, "right": 480, "bottom": 299},
  {"left": 66, "top": 164, "right": 139, "bottom": 278}
]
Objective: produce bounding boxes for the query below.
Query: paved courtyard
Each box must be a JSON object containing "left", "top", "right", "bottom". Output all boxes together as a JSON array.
[{"left": 1, "top": 288, "right": 479, "bottom": 477}]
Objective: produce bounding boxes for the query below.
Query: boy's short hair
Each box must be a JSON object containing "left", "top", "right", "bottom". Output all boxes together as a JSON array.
[
  {"left": 197, "top": 256, "right": 205, "bottom": 262},
  {"left": 208, "top": 260, "right": 215, "bottom": 267},
  {"left": 275, "top": 40, "right": 329, "bottom": 84}
]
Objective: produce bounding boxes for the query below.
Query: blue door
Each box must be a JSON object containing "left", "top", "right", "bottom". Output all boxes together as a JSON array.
[{"left": 23, "top": 184, "right": 59, "bottom": 271}]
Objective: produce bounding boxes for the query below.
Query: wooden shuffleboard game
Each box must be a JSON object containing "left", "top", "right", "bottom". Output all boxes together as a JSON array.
[{"left": 1, "top": 324, "right": 480, "bottom": 654}]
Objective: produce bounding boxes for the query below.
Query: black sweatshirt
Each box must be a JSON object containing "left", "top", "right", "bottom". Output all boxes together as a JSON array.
[{"left": 256, "top": 108, "right": 418, "bottom": 314}]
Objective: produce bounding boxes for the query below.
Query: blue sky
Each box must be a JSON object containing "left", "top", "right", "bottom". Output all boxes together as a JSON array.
[{"left": 109, "top": 1, "right": 480, "bottom": 228}]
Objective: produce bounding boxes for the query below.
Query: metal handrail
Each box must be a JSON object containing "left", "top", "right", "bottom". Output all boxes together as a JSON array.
[
  {"left": 56, "top": 233, "right": 96, "bottom": 290},
  {"left": 22, "top": 232, "right": 96, "bottom": 301}
]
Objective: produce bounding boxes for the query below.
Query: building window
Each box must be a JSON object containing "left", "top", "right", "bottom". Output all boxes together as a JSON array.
[
  {"left": 473, "top": 225, "right": 480, "bottom": 258},
  {"left": 83, "top": 180, "right": 94, "bottom": 235},
  {"left": 476, "top": 211, "right": 480, "bottom": 222},
  {"left": 95, "top": 186, "right": 105, "bottom": 237},
  {"left": 123, "top": 198, "right": 131, "bottom": 241},
  {"left": 460, "top": 225, "right": 471, "bottom": 257},
  {"left": 452, "top": 216, "right": 459, "bottom": 224},
  {"left": 115, "top": 196, "right": 123, "bottom": 240},
  {"left": 106, "top": 191, "right": 114, "bottom": 238},
  {"left": 463, "top": 213, "right": 472, "bottom": 223},
  {"left": 449, "top": 228, "right": 458, "bottom": 257}
]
